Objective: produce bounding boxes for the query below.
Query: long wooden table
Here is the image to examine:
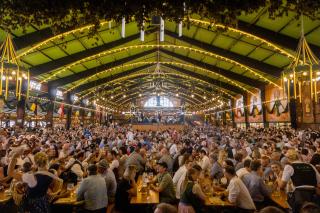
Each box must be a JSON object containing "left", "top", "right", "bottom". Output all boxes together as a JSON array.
[
  {"left": 130, "top": 176, "right": 159, "bottom": 205},
  {"left": 54, "top": 185, "right": 84, "bottom": 206}
]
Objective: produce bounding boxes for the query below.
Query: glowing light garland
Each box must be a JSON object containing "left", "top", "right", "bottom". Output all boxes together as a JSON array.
[
  {"left": 69, "top": 61, "right": 247, "bottom": 96},
  {"left": 41, "top": 44, "right": 279, "bottom": 88}
]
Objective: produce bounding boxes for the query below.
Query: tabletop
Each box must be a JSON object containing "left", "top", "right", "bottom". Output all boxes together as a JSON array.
[
  {"left": 130, "top": 176, "right": 159, "bottom": 205},
  {"left": 54, "top": 185, "right": 84, "bottom": 206}
]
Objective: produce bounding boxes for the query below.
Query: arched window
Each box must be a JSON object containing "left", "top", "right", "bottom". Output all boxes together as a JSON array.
[{"left": 144, "top": 96, "right": 174, "bottom": 107}]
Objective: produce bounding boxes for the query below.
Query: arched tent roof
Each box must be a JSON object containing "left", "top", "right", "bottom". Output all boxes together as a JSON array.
[{"left": 1, "top": 10, "right": 320, "bottom": 111}]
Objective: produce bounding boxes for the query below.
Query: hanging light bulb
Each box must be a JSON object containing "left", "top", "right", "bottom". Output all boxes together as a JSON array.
[
  {"left": 160, "top": 17, "right": 164, "bottom": 42},
  {"left": 178, "top": 21, "right": 182, "bottom": 37},
  {"left": 191, "top": 94, "right": 194, "bottom": 98},
  {"left": 140, "top": 21, "right": 145, "bottom": 42},
  {"left": 121, "top": 17, "right": 126, "bottom": 38},
  {"left": 139, "top": 94, "right": 142, "bottom": 97},
  {"left": 111, "top": 95, "right": 114, "bottom": 99},
  {"left": 176, "top": 93, "right": 179, "bottom": 97},
  {"left": 123, "top": 94, "right": 126, "bottom": 98}
]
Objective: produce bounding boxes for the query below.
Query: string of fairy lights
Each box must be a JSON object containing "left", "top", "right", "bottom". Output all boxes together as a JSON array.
[{"left": 3, "top": 16, "right": 309, "bottom": 115}]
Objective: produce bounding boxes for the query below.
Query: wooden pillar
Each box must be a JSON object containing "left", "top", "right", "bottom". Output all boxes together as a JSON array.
[
  {"left": 222, "top": 111, "right": 227, "bottom": 125},
  {"left": 261, "top": 87, "right": 269, "bottom": 128},
  {"left": 243, "top": 94, "right": 250, "bottom": 128},
  {"left": 231, "top": 99, "right": 236, "bottom": 128},
  {"left": 65, "top": 92, "right": 72, "bottom": 130},
  {"left": 46, "top": 84, "right": 56, "bottom": 128},
  {"left": 79, "top": 101, "right": 85, "bottom": 126},
  {"left": 16, "top": 98, "right": 25, "bottom": 128},
  {"left": 289, "top": 82, "right": 297, "bottom": 129}
]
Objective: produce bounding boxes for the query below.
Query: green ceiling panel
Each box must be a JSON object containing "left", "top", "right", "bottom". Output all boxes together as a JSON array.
[
  {"left": 56, "top": 70, "right": 74, "bottom": 78},
  {"left": 41, "top": 46, "right": 68, "bottom": 60},
  {"left": 22, "top": 52, "right": 51, "bottom": 66},
  {"left": 112, "top": 51, "right": 130, "bottom": 60},
  {"left": 230, "top": 41, "right": 256, "bottom": 56},
  {"left": 240, "top": 35, "right": 262, "bottom": 46},
  {"left": 256, "top": 12, "right": 294, "bottom": 32},
  {"left": 82, "top": 59, "right": 100, "bottom": 69},
  {"left": 53, "top": 33, "right": 76, "bottom": 45},
  {"left": 216, "top": 60, "right": 233, "bottom": 70},
  {"left": 194, "top": 28, "right": 216, "bottom": 44},
  {"left": 98, "top": 55, "right": 116, "bottom": 64},
  {"left": 80, "top": 36, "right": 104, "bottom": 49},
  {"left": 201, "top": 56, "right": 217, "bottom": 65},
  {"left": 100, "top": 29, "right": 121, "bottom": 43},
  {"left": 247, "top": 47, "right": 273, "bottom": 61},
  {"left": 181, "top": 25, "right": 198, "bottom": 38},
  {"left": 62, "top": 40, "right": 86, "bottom": 55},
  {"left": 165, "top": 21, "right": 177, "bottom": 32},
  {"left": 229, "top": 66, "right": 246, "bottom": 75},
  {"left": 69, "top": 64, "right": 87, "bottom": 73},
  {"left": 263, "top": 53, "right": 291, "bottom": 68},
  {"left": 212, "top": 34, "right": 235, "bottom": 49},
  {"left": 280, "top": 17, "right": 320, "bottom": 40},
  {"left": 125, "top": 22, "right": 140, "bottom": 37},
  {"left": 12, "top": 26, "right": 37, "bottom": 37},
  {"left": 306, "top": 26, "right": 320, "bottom": 46},
  {"left": 237, "top": 10, "right": 261, "bottom": 23}
]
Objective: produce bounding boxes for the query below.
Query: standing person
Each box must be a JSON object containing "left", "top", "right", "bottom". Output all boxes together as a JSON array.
[
  {"left": 118, "top": 146, "right": 128, "bottom": 178},
  {"left": 76, "top": 164, "right": 108, "bottom": 213},
  {"left": 97, "top": 160, "right": 117, "bottom": 212},
  {"left": 178, "top": 168, "right": 206, "bottom": 213},
  {"left": 223, "top": 165, "right": 256, "bottom": 212},
  {"left": 150, "top": 162, "right": 176, "bottom": 204},
  {"left": 8, "top": 151, "right": 63, "bottom": 213},
  {"left": 114, "top": 165, "right": 137, "bottom": 213},
  {"left": 125, "top": 146, "right": 146, "bottom": 175},
  {"left": 279, "top": 149, "right": 320, "bottom": 213}
]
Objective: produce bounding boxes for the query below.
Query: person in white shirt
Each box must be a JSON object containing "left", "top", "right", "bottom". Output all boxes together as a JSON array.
[
  {"left": 172, "top": 158, "right": 192, "bottom": 199},
  {"left": 199, "top": 149, "right": 210, "bottom": 171},
  {"left": 224, "top": 165, "right": 256, "bottom": 211},
  {"left": 169, "top": 141, "right": 178, "bottom": 157},
  {"left": 236, "top": 159, "right": 251, "bottom": 179},
  {"left": 109, "top": 150, "right": 120, "bottom": 172}
]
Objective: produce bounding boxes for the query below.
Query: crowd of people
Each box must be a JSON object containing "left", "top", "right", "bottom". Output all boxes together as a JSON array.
[{"left": 0, "top": 124, "right": 320, "bottom": 213}]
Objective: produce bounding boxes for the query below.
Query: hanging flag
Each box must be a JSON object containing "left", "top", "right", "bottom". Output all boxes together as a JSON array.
[
  {"left": 57, "top": 104, "right": 64, "bottom": 117},
  {"left": 30, "top": 103, "right": 36, "bottom": 112},
  {"left": 75, "top": 110, "right": 79, "bottom": 117}
]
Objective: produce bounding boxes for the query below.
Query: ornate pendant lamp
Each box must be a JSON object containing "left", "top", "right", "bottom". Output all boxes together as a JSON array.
[
  {"left": 0, "top": 34, "right": 30, "bottom": 100},
  {"left": 282, "top": 17, "right": 319, "bottom": 103}
]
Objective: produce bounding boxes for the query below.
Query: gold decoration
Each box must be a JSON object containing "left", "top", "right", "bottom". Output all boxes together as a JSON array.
[{"left": 0, "top": 34, "right": 30, "bottom": 100}]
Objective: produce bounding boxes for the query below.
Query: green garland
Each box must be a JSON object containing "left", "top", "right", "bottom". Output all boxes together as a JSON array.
[{"left": 0, "top": 1, "right": 319, "bottom": 35}]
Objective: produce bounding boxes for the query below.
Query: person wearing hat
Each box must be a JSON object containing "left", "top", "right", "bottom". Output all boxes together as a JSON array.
[
  {"left": 77, "top": 164, "right": 108, "bottom": 213},
  {"left": 150, "top": 161, "right": 175, "bottom": 204},
  {"left": 97, "top": 159, "right": 117, "bottom": 212},
  {"left": 279, "top": 149, "right": 320, "bottom": 213}
]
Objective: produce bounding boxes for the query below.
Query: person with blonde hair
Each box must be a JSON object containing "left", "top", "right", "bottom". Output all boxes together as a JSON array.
[
  {"left": 114, "top": 165, "right": 137, "bottom": 213},
  {"left": 8, "top": 151, "right": 62, "bottom": 213}
]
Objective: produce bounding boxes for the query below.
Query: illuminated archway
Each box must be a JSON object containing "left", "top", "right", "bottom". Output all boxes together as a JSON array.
[{"left": 144, "top": 96, "right": 173, "bottom": 108}]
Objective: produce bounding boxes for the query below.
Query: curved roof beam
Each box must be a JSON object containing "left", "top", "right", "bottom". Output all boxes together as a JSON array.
[
  {"left": 43, "top": 44, "right": 278, "bottom": 88},
  {"left": 77, "top": 71, "right": 235, "bottom": 101},
  {"left": 16, "top": 18, "right": 295, "bottom": 61},
  {"left": 93, "top": 77, "right": 221, "bottom": 102},
  {"left": 105, "top": 78, "right": 223, "bottom": 104},
  {"left": 68, "top": 61, "right": 248, "bottom": 94},
  {"left": 165, "top": 30, "right": 280, "bottom": 77}
]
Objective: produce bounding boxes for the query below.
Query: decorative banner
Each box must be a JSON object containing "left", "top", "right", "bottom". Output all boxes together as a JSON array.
[
  {"left": 265, "top": 83, "right": 289, "bottom": 122},
  {"left": 57, "top": 103, "right": 64, "bottom": 118},
  {"left": 248, "top": 89, "right": 263, "bottom": 122},
  {"left": 234, "top": 95, "right": 245, "bottom": 123}
]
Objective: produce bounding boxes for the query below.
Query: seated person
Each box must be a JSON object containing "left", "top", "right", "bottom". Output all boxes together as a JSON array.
[{"left": 150, "top": 162, "right": 176, "bottom": 204}]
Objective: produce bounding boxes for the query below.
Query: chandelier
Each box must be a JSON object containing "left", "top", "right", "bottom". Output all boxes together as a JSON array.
[
  {"left": 0, "top": 34, "right": 30, "bottom": 100},
  {"left": 281, "top": 18, "right": 320, "bottom": 103}
]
